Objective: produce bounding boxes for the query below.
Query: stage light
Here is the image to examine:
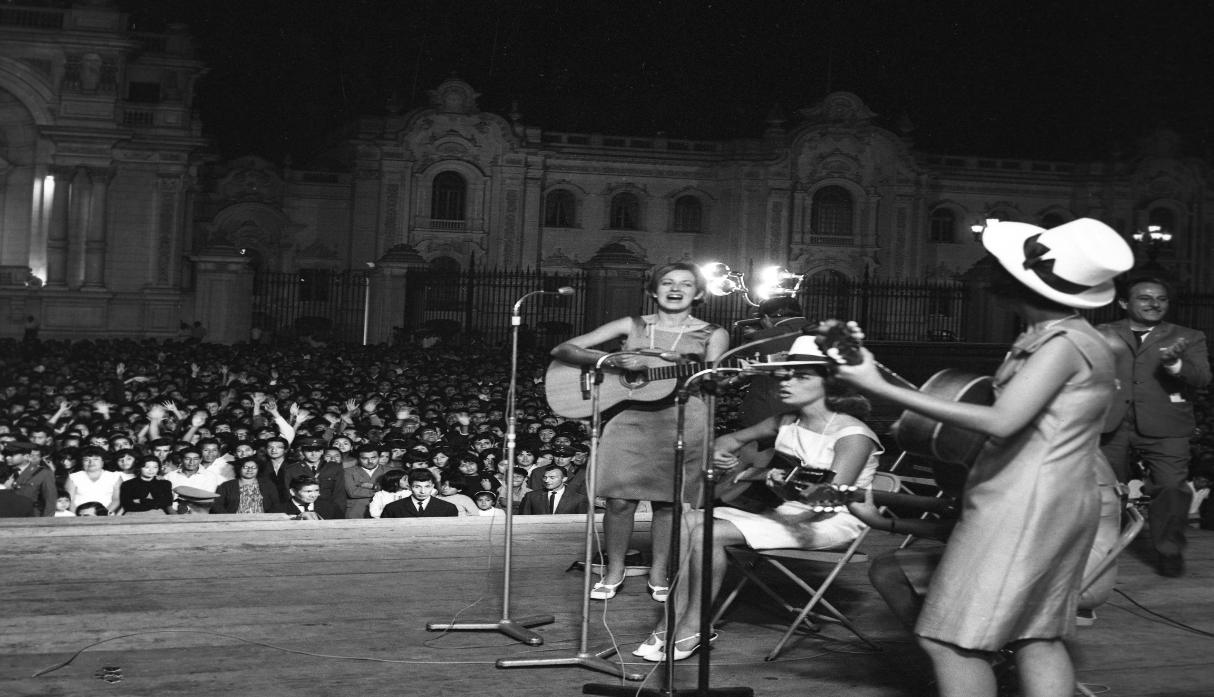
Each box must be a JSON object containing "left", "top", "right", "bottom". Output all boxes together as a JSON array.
[{"left": 752, "top": 266, "right": 801, "bottom": 301}]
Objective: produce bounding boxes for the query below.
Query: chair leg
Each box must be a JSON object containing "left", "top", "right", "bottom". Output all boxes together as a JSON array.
[{"left": 764, "top": 559, "right": 879, "bottom": 660}]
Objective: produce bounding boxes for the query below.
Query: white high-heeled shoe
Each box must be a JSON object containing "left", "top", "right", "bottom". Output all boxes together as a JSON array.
[
  {"left": 631, "top": 630, "right": 665, "bottom": 658},
  {"left": 642, "top": 632, "right": 718, "bottom": 662}
]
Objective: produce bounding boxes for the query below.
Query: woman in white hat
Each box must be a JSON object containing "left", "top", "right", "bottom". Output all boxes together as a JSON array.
[
  {"left": 837, "top": 218, "right": 1133, "bottom": 697},
  {"left": 632, "top": 335, "right": 882, "bottom": 661}
]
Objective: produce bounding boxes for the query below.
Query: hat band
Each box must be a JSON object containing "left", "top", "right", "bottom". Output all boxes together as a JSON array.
[{"left": 1022, "top": 235, "right": 1093, "bottom": 296}]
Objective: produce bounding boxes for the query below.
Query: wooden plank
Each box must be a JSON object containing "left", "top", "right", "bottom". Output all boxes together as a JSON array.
[{"left": 0, "top": 515, "right": 1209, "bottom": 697}]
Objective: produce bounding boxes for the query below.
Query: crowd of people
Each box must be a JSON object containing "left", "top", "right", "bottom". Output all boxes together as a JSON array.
[{"left": 0, "top": 336, "right": 667, "bottom": 520}]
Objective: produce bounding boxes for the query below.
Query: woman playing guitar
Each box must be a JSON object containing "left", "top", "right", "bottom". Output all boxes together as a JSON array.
[
  {"left": 631, "top": 334, "right": 881, "bottom": 661},
  {"left": 549, "top": 262, "right": 728, "bottom": 602},
  {"left": 836, "top": 218, "right": 1133, "bottom": 697}
]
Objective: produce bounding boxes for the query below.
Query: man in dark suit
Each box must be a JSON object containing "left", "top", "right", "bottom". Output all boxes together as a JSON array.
[
  {"left": 278, "top": 437, "right": 346, "bottom": 519},
  {"left": 382, "top": 469, "right": 458, "bottom": 518},
  {"left": 0, "top": 463, "right": 37, "bottom": 518},
  {"left": 1099, "top": 276, "right": 1211, "bottom": 577},
  {"left": 520, "top": 464, "right": 590, "bottom": 515}
]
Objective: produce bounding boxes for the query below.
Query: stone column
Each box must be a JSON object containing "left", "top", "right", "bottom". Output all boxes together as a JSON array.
[
  {"left": 579, "top": 242, "right": 651, "bottom": 329},
  {"left": 67, "top": 166, "right": 92, "bottom": 289},
  {"left": 367, "top": 243, "right": 428, "bottom": 345},
  {"left": 153, "top": 174, "right": 187, "bottom": 288},
  {"left": 44, "top": 165, "right": 73, "bottom": 287},
  {"left": 190, "top": 246, "right": 253, "bottom": 344},
  {"left": 82, "top": 166, "right": 113, "bottom": 290}
]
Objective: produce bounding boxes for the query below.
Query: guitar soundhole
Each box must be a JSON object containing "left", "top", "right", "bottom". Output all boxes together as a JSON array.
[{"left": 618, "top": 371, "right": 649, "bottom": 389}]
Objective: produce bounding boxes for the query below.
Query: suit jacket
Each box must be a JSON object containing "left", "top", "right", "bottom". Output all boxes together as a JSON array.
[
  {"left": 13, "top": 462, "right": 57, "bottom": 517},
  {"left": 343, "top": 465, "right": 385, "bottom": 519},
  {"left": 0, "top": 490, "right": 36, "bottom": 518},
  {"left": 518, "top": 488, "right": 590, "bottom": 515},
  {"left": 381, "top": 496, "right": 459, "bottom": 518},
  {"left": 277, "top": 461, "right": 347, "bottom": 519},
  {"left": 275, "top": 498, "right": 323, "bottom": 519},
  {"left": 1097, "top": 319, "right": 1211, "bottom": 437}
]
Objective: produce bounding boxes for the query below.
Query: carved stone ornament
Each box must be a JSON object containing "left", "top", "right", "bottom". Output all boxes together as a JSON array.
[
  {"left": 798, "top": 92, "right": 877, "bottom": 124},
  {"left": 216, "top": 156, "right": 284, "bottom": 204},
  {"left": 428, "top": 79, "right": 480, "bottom": 115}
]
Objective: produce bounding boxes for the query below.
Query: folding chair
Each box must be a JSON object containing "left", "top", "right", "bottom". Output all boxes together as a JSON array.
[{"left": 712, "top": 471, "right": 900, "bottom": 661}]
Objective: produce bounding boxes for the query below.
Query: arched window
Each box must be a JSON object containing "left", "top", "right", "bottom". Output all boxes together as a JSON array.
[
  {"left": 929, "top": 208, "right": 957, "bottom": 243},
  {"left": 1148, "top": 206, "right": 1177, "bottom": 232},
  {"left": 609, "top": 192, "right": 641, "bottom": 230},
  {"left": 431, "top": 172, "right": 466, "bottom": 222},
  {"left": 544, "top": 190, "right": 576, "bottom": 228},
  {"left": 811, "top": 186, "right": 854, "bottom": 242},
  {"left": 672, "top": 195, "right": 703, "bottom": 233},
  {"left": 1041, "top": 212, "right": 1067, "bottom": 229}
]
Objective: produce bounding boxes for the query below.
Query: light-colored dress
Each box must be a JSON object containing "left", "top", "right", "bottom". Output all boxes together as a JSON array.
[
  {"left": 68, "top": 470, "right": 122, "bottom": 510},
  {"left": 915, "top": 318, "right": 1110, "bottom": 650},
  {"left": 715, "top": 413, "right": 882, "bottom": 550},
  {"left": 598, "top": 316, "right": 720, "bottom": 504}
]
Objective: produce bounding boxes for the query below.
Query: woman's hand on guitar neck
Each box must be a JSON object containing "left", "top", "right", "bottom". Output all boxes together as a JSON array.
[{"left": 833, "top": 347, "right": 887, "bottom": 393}]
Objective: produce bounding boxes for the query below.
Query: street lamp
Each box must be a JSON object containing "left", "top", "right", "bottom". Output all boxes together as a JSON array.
[{"left": 1132, "top": 224, "right": 1173, "bottom": 262}]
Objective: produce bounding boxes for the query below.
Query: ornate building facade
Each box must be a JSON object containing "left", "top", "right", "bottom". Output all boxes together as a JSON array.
[
  {"left": 2, "top": 6, "right": 1209, "bottom": 342},
  {"left": 216, "top": 78, "right": 1209, "bottom": 292},
  {"left": 0, "top": 1, "right": 208, "bottom": 339}
]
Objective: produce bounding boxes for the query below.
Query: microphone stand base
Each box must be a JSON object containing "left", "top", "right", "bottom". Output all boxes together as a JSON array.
[
  {"left": 584, "top": 683, "right": 753, "bottom": 697},
  {"left": 498, "top": 646, "right": 646, "bottom": 681},
  {"left": 426, "top": 614, "right": 555, "bottom": 645}
]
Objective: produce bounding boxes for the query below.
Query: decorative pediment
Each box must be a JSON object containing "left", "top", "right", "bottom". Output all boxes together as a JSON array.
[
  {"left": 428, "top": 78, "right": 480, "bottom": 115},
  {"left": 216, "top": 156, "right": 283, "bottom": 204},
  {"left": 798, "top": 92, "right": 877, "bottom": 125}
]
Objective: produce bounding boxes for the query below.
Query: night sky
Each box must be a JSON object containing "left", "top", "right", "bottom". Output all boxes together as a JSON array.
[{"left": 120, "top": 0, "right": 1214, "bottom": 166}]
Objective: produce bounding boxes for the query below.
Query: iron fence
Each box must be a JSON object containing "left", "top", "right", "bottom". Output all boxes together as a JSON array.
[
  {"left": 252, "top": 269, "right": 369, "bottom": 343},
  {"left": 409, "top": 267, "right": 587, "bottom": 348}
]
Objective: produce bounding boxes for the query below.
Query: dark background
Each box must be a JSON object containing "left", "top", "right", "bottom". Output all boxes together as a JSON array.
[{"left": 119, "top": 0, "right": 1214, "bottom": 165}]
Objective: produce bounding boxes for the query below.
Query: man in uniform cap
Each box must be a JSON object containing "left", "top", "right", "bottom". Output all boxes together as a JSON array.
[
  {"left": 277, "top": 437, "right": 346, "bottom": 518},
  {"left": 6, "top": 441, "right": 56, "bottom": 517}
]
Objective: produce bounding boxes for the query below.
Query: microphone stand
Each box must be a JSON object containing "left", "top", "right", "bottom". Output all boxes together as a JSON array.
[
  {"left": 427, "top": 290, "right": 562, "bottom": 644},
  {"left": 497, "top": 351, "right": 645, "bottom": 680}
]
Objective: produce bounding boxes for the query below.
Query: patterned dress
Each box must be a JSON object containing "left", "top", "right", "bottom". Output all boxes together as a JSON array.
[
  {"left": 915, "top": 317, "right": 1111, "bottom": 650},
  {"left": 598, "top": 315, "right": 719, "bottom": 504}
]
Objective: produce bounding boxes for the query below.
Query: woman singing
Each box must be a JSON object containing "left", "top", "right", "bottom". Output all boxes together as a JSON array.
[
  {"left": 633, "top": 335, "right": 881, "bottom": 660},
  {"left": 551, "top": 262, "right": 728, "bottom": 601},
  {"left": 837, "top": 218, "right": 1132, "bottom": 697}
]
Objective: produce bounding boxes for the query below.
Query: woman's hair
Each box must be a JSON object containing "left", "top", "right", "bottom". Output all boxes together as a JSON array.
[
  {"left": 646, "top": 261, "right": 707, "bottom": 300},
  {"left": 986, "top": 258, "right": 1072, "bottom": 312},
  {"left": 824, "top": 374, "right": 872, "bottom": 419},
  {"left": 377, "top": 469, "right": 407, "bottom": 493}
]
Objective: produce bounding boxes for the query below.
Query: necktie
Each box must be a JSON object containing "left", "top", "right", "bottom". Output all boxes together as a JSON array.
[
  {"left": 418, "top": 500, "right": 425, "bottom": 513},
  {"left": 548, "top": 491, "right": 556, "bottom": 514},
  {"left": 1132, "top": 330, "right": 1149, "bottom": 346}
]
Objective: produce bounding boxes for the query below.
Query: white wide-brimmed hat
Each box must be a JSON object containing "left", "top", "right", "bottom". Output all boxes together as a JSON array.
[
  {"left": 982, "top": 218, "right": 1133, "bottom": 309},
  {"left": 748, "top": 335, "right": 832, "bottom": 369}
]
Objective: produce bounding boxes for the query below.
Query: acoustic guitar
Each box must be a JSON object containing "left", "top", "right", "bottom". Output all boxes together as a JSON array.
[
  {"left": 544, "top": 355, "right": 721, "bottom": 419},
  {"left": 810, "top": 319, "right": 994, "bottom": 468}
]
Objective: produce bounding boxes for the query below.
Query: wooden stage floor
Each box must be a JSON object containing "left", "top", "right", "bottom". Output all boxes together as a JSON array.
[{"left": 1, "top": 513, "right": 1210, "bottom": 697}]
